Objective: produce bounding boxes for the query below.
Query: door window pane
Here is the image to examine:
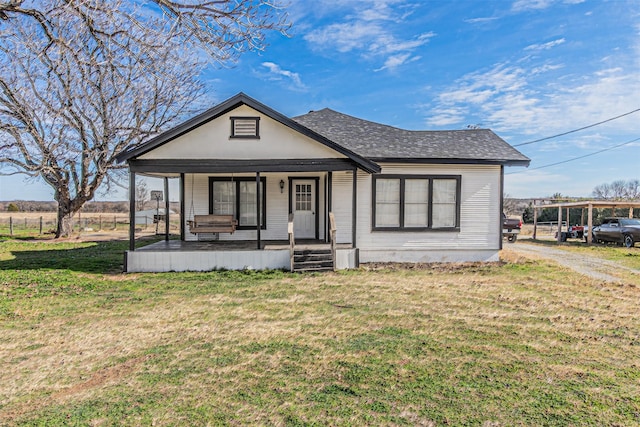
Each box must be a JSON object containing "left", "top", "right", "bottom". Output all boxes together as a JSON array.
[
  {"left": 375, "top": 179, "right": 400, "bottom": 227},
  {"left": 295, "top": 184, "right": 312, "bottom": 211}
]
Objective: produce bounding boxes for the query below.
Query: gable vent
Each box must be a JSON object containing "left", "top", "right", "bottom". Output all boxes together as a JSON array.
[{"left": 231, "top": 117, "right": 260, "bottom": 138}]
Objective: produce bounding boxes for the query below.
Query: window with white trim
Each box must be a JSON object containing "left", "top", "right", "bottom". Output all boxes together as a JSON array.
[
  {"left": 209, "top": 177, "right": 266, "bottom": 229},
  {"left": 372, "top": 175, "right": 460, "bottom": 231},
  {"left": 230, "top": 117, "right": 260, "bottom": 138}
]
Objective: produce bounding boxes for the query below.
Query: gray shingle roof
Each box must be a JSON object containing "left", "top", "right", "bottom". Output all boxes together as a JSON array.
[{"left": 293, "top": 108, "right": 530, "bottom": 165}]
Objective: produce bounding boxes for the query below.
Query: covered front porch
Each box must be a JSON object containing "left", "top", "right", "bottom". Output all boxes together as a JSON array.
[
  {"left": 124, "top": 160, "right": 367, "bottom": 272},
  {"left": 125, "top": 239, "right": 358, "bottom": 272}
]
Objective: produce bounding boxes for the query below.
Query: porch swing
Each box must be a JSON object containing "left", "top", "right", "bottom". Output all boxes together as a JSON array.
[{"left": 187, "top": 174, "right": 238, "bottom": 235}]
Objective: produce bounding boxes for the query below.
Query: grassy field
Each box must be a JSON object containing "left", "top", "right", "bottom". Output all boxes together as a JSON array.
[{"left": 1, "top": 237, "right": 639, "bottom": 426}]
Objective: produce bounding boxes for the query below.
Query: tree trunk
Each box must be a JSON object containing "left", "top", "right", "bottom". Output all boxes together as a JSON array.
[{"left": 55, "top": 201, "right": 74, "bottom": 238}]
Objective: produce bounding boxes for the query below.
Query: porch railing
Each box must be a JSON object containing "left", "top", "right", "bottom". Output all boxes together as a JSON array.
[
  {"left": 288, "top": 213, "right": 295, "bottom": 272},
  {"left": 329, "top": 212, "right": 337, "bottom": 272}
]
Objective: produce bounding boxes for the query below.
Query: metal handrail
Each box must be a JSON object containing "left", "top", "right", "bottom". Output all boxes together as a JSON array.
[{"left": 329, "top": 212, "right": 336, "bottom": 271}]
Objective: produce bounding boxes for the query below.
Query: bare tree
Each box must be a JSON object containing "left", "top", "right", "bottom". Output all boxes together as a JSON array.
[
  {"left": 0, "top": 1, "right": 289, "bottom": 64},
  {"left": 136, "top": 181, "right": 150, "bottom": 212},
  {"left": 503, "top": 193, "right": 519, "bottom": 216},
  {"left": 0, "top": 0, "right": 289, "bottom": 237},
  {"left": 592, "top": 179, "right": 640, "bottom": 201},
  {"left": 626, "top": 179, "right": 640, "bottom": 199}
]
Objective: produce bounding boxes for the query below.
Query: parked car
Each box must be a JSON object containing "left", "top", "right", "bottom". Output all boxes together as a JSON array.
[
  {"left": 592, "top": 217, "right": 640, "bottom": 248},
  {"left": 503, "top": 213, "right": 522, "bottom": 243}
]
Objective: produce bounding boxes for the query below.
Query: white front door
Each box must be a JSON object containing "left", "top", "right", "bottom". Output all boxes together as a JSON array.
[{"left": 293, "top": 180, "right": 315, "bottom": 239}]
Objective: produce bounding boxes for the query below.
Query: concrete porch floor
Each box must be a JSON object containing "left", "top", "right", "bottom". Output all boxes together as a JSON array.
[{"left": 136, "top": 239, "right": 352, "bottom": 252}]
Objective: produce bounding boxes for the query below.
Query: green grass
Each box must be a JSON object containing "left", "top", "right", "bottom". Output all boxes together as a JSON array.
[{"left": 0, "top": 238, "right": 639, "bottom": 425}]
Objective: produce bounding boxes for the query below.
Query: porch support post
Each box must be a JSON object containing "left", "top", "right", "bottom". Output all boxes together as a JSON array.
[
  {"left": 256, "top": 172, "right": 261, "bottom": 250},
  {"left": 180, "top": 173, "right": 185, "bottom": 241},
  {"left": 557, "top": 206, "right": 562, "bottom": 243},
  {"left": 129, "top": 171, "right": 136, "bottom": 251},
  {"left": 352, "top": 168, "right": 357, "bottom": 248},
  {"left": 532, "top": 202, "right": 538, "bottom": 240},
  {"left": 499, "top": 165, "right": 504, "bottom": 250},
  {"left": 164, "top": 177, "right": 170, "bottom": 241},
  {"left": 327, "top": 171, "right": 332, "bottom": 243},
  {"left": 587, "top": 203, "right": 593, "bottom": 244}
]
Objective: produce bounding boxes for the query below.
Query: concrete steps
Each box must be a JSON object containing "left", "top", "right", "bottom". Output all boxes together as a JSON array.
[{"left": 293, "top": 248, "right": 333, "bottom": 272}]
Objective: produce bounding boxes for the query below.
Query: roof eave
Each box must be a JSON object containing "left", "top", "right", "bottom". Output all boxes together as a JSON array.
[{"left": 369, "top": 157, "right": 531, "bottom": 167}]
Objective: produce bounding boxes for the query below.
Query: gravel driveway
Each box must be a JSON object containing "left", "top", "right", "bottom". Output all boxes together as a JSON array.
[{"left": 503, "top": 241, "right": 638, "bottom": 283}]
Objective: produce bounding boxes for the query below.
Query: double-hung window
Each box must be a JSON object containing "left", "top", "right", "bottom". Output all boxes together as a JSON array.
[
  {"left": 209, "top": 177, "right": 266, "bottom": 229},
  {"left": 372, "top": 175, "right": 460, "bottom": 230}
]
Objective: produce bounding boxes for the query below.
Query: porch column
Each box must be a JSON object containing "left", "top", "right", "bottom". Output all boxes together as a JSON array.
[
  {"left": 533, "top": 204, "right": 538, "bottom": 240},
  {"left": 179, "top": 173, "right": 185, "bottom": 241},
  {"left": 164, "top": 177, "right": 170, "bottom": 241},
  {"left": 557, "top": 206, "right": 562, "bottom": 243},
  {"left": 352, "top": 168, "right": 357, "bottom": 248},
  {"left": 587, "top": 203, "right": 593, "bottom": 244},
  {"left": 499, "top": 165, "right": 504, "bottom": 250},
  {"left": 256, "top": 172, "right": 261, "bottom": 250},
  {"left": 327, "top": 171, "right": 332, "bottom": 243},
  {"left": 129, "top": 171, "right": 136, "bottom": 251}
]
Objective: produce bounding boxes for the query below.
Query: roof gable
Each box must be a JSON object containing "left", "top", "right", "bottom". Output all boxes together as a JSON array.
[{"left": 116, "top": 93, "right": 380, "bottom": 173}]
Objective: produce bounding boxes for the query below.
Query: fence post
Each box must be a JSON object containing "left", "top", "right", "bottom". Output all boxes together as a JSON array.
[
  {"left": 39, "top": 216, "right": 43, "bottom": 235},
  {"left": 99, "top": 215, "right": 102, "bottom": 231},
  {"left": 9, "top": 216, "right": 13, "bottom": 236},
  {"left": 113, "top": 215, "right": 117, "bottom": 230},
  {"left": 24, "top": 217, "right": 27, "bottom": 230}
]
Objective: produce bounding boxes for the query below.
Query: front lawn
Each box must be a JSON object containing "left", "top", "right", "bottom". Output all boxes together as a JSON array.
[{"left": 1, "top": 239, "right": 639, "bottom": 425}]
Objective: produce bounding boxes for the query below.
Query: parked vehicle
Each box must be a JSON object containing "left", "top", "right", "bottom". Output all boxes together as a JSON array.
[
  {"left": 503, "top": 213, "right": 522, "bottom": 243},
  {"left": 592, "top": 217, "right": 640, "bottom": 248},
  {"left": 556, "top": 225, "right": 588, "bottom": 242}
]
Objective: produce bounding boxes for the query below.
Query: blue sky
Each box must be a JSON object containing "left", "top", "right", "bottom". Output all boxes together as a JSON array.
[{"left": 2, "top": 0, "right": 639, "bottom": 201}]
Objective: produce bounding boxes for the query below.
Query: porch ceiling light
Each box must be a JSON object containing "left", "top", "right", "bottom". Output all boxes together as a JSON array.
[{"left": 280, "top": 179, "right": 285, "bottom": 193}]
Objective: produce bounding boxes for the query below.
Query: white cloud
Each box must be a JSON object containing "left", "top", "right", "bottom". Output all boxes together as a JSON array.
[
  {"left": 525, "top": 38, "right": 566, "bottom": 51},
  {"left": 303, "top": 1, "right": 433, "bottom": 71},
  {"left": 261, "top": 62, "right": 306, "bottom": 91},
  {"left": 425, "top": 60, "right": 640, "bottom": 143},
  {"left": 426, "top": 107, "right": 468, "bottom": 126},
  {"left": 304, "top": 21, "right": 384, "bottom": 53},
  {"left": 464, "top": 16, "right": 500, "bottom": 24},
  {"left": 531, "top": 63, "right": 564, "bottom": 74},
  {"left": 511, "top": 0, "right": 554, "bottom": 11},
  {"left": 374, "top": 53, "right": 421, "bottom": 72}
]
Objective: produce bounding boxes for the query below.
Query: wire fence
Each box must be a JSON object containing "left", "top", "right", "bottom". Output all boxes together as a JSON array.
[{"left": 0, "top": 214, "right": 181, "bottom": 236}]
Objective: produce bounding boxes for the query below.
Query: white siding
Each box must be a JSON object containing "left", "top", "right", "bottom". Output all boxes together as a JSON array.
[
  {"left": 184, "top": 172, "right": 326, "bottom": 242},
  {"left": 353, "top": 164, "right": 502, "bottom": 262},
  {"left": 331, "top": 170, "right": 355, "bottom": 244},
  {"left": 140, "top": 105, "right": 345, "bottom": 160}
]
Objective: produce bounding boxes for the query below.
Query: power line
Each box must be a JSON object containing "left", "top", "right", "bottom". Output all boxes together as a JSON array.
[
  {"left": 513, "top": 108, "right": 640, "bottom": 147},
  {"left": 507, "top": 136, "right": 640, "bottom": 175}
]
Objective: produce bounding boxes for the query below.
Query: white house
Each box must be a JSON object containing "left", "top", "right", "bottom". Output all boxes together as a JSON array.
[{"left": 116, "top": 93, "right": 529, "bottom": 272}]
